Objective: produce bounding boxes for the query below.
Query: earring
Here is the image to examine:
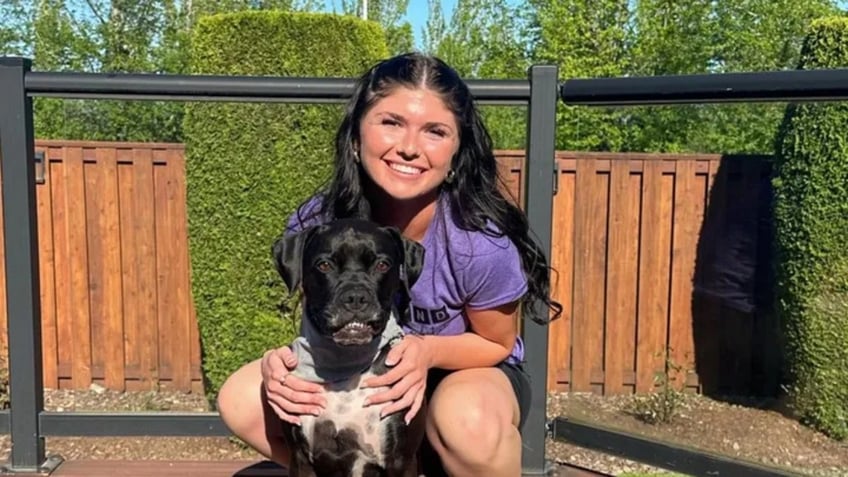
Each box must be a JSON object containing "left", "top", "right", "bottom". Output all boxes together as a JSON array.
[
  {"left": 353, "top": 150, "right": 360, "bottom": 163},
  {"left": 445, "top": 169, "right": 455, "bottom": 184}
]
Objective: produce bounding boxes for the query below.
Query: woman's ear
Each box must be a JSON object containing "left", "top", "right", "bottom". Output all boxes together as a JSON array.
[{"left": 352, "top": 141, "right": 361, "bottom": 163}]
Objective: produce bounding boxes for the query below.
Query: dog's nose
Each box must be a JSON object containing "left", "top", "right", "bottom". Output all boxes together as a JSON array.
[{"left": 340, "top": 288, "right": 370, "bottom": 311}]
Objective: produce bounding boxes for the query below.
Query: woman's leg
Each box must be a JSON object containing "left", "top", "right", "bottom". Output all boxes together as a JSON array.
[
  {"left": 216, "top": 357, "right": 292, "bottom": 466},
  {"left": 424, "top": 367, "right": 524, "bottom": 477}
]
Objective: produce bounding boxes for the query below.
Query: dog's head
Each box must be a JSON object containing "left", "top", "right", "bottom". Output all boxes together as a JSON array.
[{"left": 272, "top": 218, "right": 424, "bottom": 346}]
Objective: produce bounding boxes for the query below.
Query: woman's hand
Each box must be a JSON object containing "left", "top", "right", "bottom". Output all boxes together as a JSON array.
[
  {"left": 361, "top": 336, "right": 431, "bottom": 425},
  {"left": 260, "top": 346, "right": 326, "bottom": 425}
]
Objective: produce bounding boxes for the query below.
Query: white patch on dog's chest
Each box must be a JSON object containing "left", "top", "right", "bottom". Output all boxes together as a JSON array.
[{"left": 298, "top": 371, "right": 391, "bottom": 472}]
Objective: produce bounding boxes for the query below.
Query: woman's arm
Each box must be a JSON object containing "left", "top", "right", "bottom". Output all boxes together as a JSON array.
[
  {"left": 361, "top": 300, "right": 520, "bottom": 422},
  {"left": 422, "top": 300, "right": 519, "bottom": 370}
]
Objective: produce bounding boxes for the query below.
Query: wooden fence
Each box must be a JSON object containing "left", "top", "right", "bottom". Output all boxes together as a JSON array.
[
  {"left": 0, "top": 141, "right": 200, "bottom": 392},
  {"left": 532, "top": 151, "right": 776, "bottom": 396},
  {"left": 0, "top": 141, "right": 776, "bottom": 396}
]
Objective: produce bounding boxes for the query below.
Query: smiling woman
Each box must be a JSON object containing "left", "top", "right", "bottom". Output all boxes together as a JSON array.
[{"left": 216, "top": 52, "right": 562, "bottom": 477}]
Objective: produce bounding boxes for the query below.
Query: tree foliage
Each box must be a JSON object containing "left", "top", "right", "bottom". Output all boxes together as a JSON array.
[
  {"left": 528, "top": 0, "right": 630, "bottom": 152},
  {"left": 424, "top": 0, "right": 532, "bottom": 149},
  {"left": 335, "top": 0, "right": 414, "bottom": 55}
]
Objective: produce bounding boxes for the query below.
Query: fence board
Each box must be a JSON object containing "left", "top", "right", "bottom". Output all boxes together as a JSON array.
[
  {"left": 168, "top": 147, "right": 193, "bottom": 391},
  {"left": 604, "top": 160, "right": 640, "bottom": 395},
  {"left": 100, "top": 148, "right": 125, "bottom": 389},
  {"left": 117, "top": 148, "right": 142, "bottom": 389},
  {"left": 571, "top": 158, "right": 608, "bottom": 393},
  {"left": 635, "top": 161, "right": 673, "bottom": 393},
  {"left": 668, "top": 160, "right": 703, "bottom": 390},
  {"left": 36, "top": 146, "right": 58, "bottom": 389},
  {"left": 151, "top": 148, "right": 193, "bottom": 390},
  {"left": 697, "top": 158, "right": 734, "bottom": 394},
  {"left": 0, "top": 142, "right": 775, "bottom": 397},
  {"left": 133, "top": 147, "right": 160, "bottom": 390},
  {"left": 49, "top": 151, "right": 73, "bottom": 388},
  {"left": 67, "top": 146, "right": 93, "bottom": 388},
  {"left": 84, "top": 154, "right": 103, "bottom": 386},
  {"left": 547, "top": 164, "right": 575, "bottom": 392}
]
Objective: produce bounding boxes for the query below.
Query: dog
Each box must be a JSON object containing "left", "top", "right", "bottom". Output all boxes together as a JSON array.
[{"left": 271, "top": 218, "right": 428, "bottom": 477}]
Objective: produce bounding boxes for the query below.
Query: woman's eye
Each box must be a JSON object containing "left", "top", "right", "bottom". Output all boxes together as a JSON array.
[
  {"left": 382, "top": 119, "right": 400, "bottom": 126},
  {"left": 316, "top": 260, "right": 333, "bottom": 273},
  {"left": 375, "top": 260, "right": 391, "bottom": 273},
  {"left": 429, "top": 128, "right": 447, "bottom": 137}
]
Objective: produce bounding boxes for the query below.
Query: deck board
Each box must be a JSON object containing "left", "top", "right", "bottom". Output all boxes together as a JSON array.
[
  {"left": 50, "top": 460, "right": 287, "bottom": 477},
  {"left": 43, "top": 459, "right": 608, "bottom": 477}
]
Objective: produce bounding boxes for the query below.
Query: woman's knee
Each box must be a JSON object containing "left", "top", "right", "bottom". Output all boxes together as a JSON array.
[
  {"left": 425, "top": 369, "right": 519, "bottom": 462},
  {"left": 216, "top": 358, "right": 265, "bottom": 436}
]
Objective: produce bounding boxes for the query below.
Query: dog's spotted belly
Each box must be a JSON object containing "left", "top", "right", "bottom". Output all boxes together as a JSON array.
[{"left": 298, "top": 371, "right": 391, "bottom": 474}]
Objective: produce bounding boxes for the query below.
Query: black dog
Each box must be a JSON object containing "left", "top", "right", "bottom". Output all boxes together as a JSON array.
[{"left": 272, "top": 218, "right": 427, "bottom": 477}]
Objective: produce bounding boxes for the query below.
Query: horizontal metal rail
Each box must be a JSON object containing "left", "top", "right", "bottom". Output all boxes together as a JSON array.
[
  {"left": 561, "top": 68, "right": 848, "bottom": 105},
  {"left": 551, "top": 417, "right": 805, "bottom": 477},
  {"left": 38, "top": 412, "right": 229, "bottom": 437},
  {"left": 24, "top": 71, "right": 531, "bottom": 104},
  {"left": 1, "top": 410, "right": 223, "bottom": 437},
  {"left": 25, "top": 66, "right": 848, "bottom": 106},
  {"left": 0, "top": 409, "right": 228, "bottom": 437}
]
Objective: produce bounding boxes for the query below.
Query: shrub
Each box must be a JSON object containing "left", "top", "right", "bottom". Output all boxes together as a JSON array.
[
  {"left": 627, "top": 351, "right": 687, "bottom": 425},
  {"left": 772, "top": 16, "right": 848, "bottom": 440},
  {"left": 183, "top": 10, "right": 388, "bottom": 397}
]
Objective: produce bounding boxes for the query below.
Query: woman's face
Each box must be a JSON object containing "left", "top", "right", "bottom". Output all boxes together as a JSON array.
[{"left": 358, "top": 86, "right": 460, "bottom": 203}]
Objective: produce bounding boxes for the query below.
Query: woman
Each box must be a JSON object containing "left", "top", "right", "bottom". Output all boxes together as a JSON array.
[{"left": 216, "top": 52, "right": 562, "bottom": 476}]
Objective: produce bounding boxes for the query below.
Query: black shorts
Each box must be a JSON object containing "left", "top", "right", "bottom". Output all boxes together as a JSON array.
[{"left": 419, "top": 361, "right": 532, "bottom": 475}]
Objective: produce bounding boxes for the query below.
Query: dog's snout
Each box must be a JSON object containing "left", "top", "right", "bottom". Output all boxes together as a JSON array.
[{"left": 340, "top": 287, "right": 370, "bottom": 311}]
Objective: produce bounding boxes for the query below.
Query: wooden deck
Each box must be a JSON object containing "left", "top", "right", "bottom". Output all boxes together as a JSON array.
[
  {"left": 44, "top": 460, "right": 284, "bottom": 477},
  {"left": 31, "top": 459, "right": 611, "bottom": 476}
]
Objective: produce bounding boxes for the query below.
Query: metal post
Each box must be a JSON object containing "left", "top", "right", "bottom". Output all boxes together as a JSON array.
[
  {"left": 0, "top": 57, "right": 47, "bottom": 473},
  {"left": 521, "top": 64, "right": 558, "bottom": 475}
]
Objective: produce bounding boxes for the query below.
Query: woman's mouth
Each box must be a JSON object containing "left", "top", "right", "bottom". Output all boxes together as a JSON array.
[{"left": 385, "top": 161, "right": 424, "bottom": 176}]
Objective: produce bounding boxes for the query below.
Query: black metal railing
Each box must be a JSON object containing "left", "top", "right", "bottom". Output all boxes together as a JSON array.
[
  {"left": 0, "top": 57, "right": 557, "bottom": 475},
  {"left": 3, "top": 55, "right": 848, "bottom": 476}
]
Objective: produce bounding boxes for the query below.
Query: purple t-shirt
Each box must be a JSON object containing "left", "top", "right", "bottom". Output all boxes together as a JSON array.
[{"left": 285, "top": 194, "right": 528, "bottom": 365}]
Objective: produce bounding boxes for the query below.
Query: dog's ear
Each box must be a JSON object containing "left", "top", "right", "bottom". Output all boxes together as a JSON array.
[
  {"left": 271, "top": 226, "right": 316, "bottom": 293},
  {"left": 384, "top": 227, "right": 425, "bottom": 326},
  {"left": 400, "top": 236, "right": 425, "bottom": 290},
  {"left": 384, "top": 227, "right": 425, "bottom": 290}
]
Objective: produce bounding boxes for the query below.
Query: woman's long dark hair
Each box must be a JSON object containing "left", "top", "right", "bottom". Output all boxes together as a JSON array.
[{"left": 297, "top": 52, "right": 562, "bottom": 325}]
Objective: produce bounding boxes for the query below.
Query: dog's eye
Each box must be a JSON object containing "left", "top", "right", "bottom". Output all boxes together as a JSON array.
[
  {"left": 316, "top": 260, "right": 333, "bottom": 273},
  {"left": 374, "top": 259, "right": 391, "bottom": 273}
]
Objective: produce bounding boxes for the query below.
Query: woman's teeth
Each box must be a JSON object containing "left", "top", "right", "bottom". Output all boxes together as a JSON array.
[{"left": 389, "top": 162, "right": 423, "bottom": 175}]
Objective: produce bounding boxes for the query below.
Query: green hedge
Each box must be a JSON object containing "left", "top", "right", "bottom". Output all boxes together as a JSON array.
[
  {"left": 772, "top": 16, "right": 848, "bottom": 440},
  {"left": 183, "top": 11, "right": 389, "bottom": 397}
]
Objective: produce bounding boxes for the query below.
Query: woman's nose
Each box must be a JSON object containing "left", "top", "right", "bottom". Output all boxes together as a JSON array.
[{"left": 396, "top": 131, "right": 420, "bottom": 159}]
